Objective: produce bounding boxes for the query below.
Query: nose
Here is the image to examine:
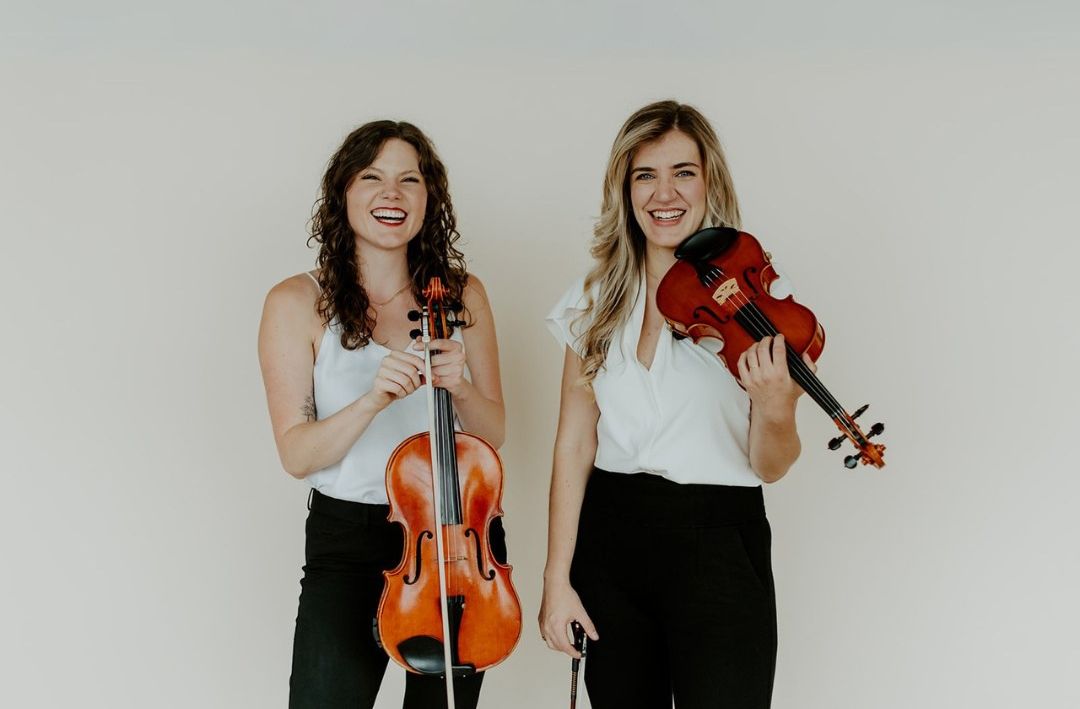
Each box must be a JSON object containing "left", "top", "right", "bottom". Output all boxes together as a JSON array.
[
  {"left": 653, "top": 175, "right": 678, "bottom": 203},
  {"left": 381, "top": 183, "right": 402, "bottom": 200}
]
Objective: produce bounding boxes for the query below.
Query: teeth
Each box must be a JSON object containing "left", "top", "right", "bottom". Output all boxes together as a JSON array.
[
  {"left": 372, "top": 208, "right": 406, "bottom": 219},
  {"left": 651, "top": 209, "right": 685, "bottom": 220}
]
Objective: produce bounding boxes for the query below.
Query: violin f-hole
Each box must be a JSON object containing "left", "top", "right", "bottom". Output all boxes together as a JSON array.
[
  {"left": 465, "top": 528, "right": 496, "bottom": 581},
  {"left": 741, "top": 265, "right": 761, "bottom": 297},
  {"left": 405, "top": 530, "right": 433, "bottom": 585}
]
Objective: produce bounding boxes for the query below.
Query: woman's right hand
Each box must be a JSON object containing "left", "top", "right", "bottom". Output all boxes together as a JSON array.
[
  {"left": 366, "top": 350, "right": 426, "bottom": 410},
  {"left": 538, "top": 578, "right": 599, "bottom": 658}
]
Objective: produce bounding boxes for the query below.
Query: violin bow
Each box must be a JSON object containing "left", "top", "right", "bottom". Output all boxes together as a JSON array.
[
  {"left": 569, "top": 621, "right": 587, "bottom": 709},
  {"left": 418, "top": 278, "right": 458, "bottom": 708}
]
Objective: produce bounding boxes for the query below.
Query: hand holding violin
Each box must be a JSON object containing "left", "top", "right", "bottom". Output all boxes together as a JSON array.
[
  {"left": 366, "top": 350, "right": 425, "bottom": 410},
  {"left": 365, "top": 336, "right": 469, "bottom": 411},
  {"left": 736, "top": 334, "right": 816, "bottom": 416},
  {"left": 411, "top": 337, "right": 468, "bottom": 395}
]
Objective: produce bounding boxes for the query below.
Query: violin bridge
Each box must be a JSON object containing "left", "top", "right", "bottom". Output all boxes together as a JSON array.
[{"left": 711, "top": 278, "right": 741, "bottom": 306}]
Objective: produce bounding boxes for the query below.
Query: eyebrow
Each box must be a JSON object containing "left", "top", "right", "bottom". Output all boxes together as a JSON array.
[
  {"left": 361, "top": 167, "right": 422, "bottom": 176},
  {"left": 630, "top": 161, "right": 701, "bottom": 173}
]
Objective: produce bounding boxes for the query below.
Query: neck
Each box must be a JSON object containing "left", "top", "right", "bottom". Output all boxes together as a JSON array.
[
  {"left": 356, "top": 243, "right": 411, "bottom": 299},
  {"left": 644, "top": 245, "right": 678, "bottom": 288}
]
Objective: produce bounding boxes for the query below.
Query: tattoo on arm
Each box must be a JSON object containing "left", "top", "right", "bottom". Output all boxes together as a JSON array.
[{"left": 302, "top": 394, "right": 317, "bottom": 422}]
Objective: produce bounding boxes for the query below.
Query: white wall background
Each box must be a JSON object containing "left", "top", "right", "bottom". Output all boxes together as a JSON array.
[{"left": 2, "top": 1, "right": 1078, "bottom": 707}]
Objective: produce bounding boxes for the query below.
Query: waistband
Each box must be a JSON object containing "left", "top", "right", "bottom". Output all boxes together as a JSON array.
[
  {"left": 308, "top": 488, "right": 391, "bottom": 524},
  {"left": 582, "top": 468, "right": 766, "bottom": 527}
]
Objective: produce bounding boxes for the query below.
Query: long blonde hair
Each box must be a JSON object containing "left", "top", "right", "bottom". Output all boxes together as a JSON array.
[{"left": 576, "top": 100, "right": 742, "bottom": 385}]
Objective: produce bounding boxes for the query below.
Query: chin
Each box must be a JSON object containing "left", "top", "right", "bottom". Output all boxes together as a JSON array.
[{"left": 644, "top": 229, "right": 692, "bottom": 251}]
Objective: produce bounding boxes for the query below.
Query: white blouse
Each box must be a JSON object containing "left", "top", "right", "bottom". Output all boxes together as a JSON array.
[
  {"left": 546, "top": 273, "right": 791, "bottom": 487},
  {"left": 308, "top": 321, "right": 465, "bottom": 504}
]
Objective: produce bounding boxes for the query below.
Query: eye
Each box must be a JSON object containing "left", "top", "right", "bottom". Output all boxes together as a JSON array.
[
  {"left": 676, "top": 169, "right": 697, "bottom": 178},
  {"left": 359, "top": 173, "right": 379, "bottom": 181},
  {"left": 634, "top": 172, "right": 655, "bottom": 181},
  {"left": 403, "top": 176, "right": 421, "bottom": 183}
]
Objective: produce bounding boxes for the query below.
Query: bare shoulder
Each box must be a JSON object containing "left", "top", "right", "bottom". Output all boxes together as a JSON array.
[
  {"left": 263, "top": 271, "right": 323, "bottom": 331},
  {"left": 462, "top": 273, "right": 491, "bottom": 314}
]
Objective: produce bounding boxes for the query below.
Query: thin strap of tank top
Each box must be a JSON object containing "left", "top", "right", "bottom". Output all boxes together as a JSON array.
[{"left": 305, "top": 271, "right": 320, "bottom": 291}]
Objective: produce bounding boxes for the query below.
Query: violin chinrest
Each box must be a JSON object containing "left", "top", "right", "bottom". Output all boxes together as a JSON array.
[{"left": 674, "top": 226, "right": 739, "bottom": 262}]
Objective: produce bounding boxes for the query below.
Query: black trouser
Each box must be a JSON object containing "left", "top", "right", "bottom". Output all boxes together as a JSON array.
[
  {"left": 570, "top": 469, "right": 777, "bottom": 709},
  {"left": 289, "top": 489, "right": 507, "bottom": 709}
]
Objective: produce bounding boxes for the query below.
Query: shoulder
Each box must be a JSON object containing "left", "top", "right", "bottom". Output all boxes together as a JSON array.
[
  {"left": 548, "top": 274, "right": 592, "bottom": 317},
  {"left": 263, "top": 271, "right": 323, "bottom": 328},
  {"left": 544, "top": 274, "right": 595, "bottom": 356},
  {"left": 461, "top": 272, "right": 491, "bottom": 314}
]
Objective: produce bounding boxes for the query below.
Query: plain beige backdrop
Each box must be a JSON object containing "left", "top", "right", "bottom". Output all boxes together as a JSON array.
[{"left": 3, "top": 1, "right": 1078, "bottom": 707}]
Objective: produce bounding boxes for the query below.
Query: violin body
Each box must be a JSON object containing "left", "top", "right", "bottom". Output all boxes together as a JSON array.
[
  {"left": 378, "top": 430, "right": 521, "bottom": 675},
  {"left": 376, "top": 277, "right": 521, "bottom": 687},
  {"left": 656, "top": 227, "right": 886, "bottom": 469},
  {"left": 656, "top": 228, "right": 825, "bottom": 375}
]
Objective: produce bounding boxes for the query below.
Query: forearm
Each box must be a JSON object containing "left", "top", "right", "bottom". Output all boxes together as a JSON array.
[
  {"left": 451, "top": 379, "right": 506, "bottom": 448},
  {"left": 278, "top": 394, "right": 383, "bottom": 478},
  {"left": 543, "top": 443, "right": 596, "bottom": 584},
  {"left": 748, "top": 401, "right": 801, "bottom": 483}
]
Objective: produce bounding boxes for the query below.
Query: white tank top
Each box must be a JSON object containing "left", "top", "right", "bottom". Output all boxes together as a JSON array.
[{"left": 305, "top": 272, "right": 464, "bottom": 504}]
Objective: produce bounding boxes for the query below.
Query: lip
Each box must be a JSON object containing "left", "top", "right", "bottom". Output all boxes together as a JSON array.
[
  {"left": 371, "top": 207, "right": 408, "bottom": 226},
  {"left": 647, "top": 208, "right": 687, "bottom": 227}
]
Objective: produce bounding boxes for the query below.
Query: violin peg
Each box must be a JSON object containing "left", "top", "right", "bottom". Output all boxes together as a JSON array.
[
  {"left": 449, "top": 319, "right": 466, "bottom": 328},
  {"left": 827, "top": 435, "right": 846, "bottom": 451},
  {"left": 868, "top": 422, "right": 884, "bottom": 438},
  {"left": 843, "top": 454, "right": 860, "bottom": 469},
  {"left": 852, "top": 404, "right": 869, "bottom": 420},
  {"left": 407, "top": 310, "right": 421, "bottom": 321},
  {"left": 409, "top": 329, "right": 421, "bottom": 340}
]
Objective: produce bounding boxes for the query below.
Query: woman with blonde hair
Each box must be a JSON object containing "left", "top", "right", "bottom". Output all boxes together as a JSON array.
[{"left": 539, "top": 100, "right": 811, "bottom": 708}]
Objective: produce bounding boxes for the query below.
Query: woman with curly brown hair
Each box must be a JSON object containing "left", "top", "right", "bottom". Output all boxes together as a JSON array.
[
  {"left": 538, "top": 101, "right": 812, "bottom": 708},
  {"left": 258, "top": 120, "right": 506, "bottom": 709}
]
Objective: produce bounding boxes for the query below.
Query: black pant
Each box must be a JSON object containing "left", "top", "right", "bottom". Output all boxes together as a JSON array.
[
  {"left": 289, "top": 489, "right": 507, "bottom": 709},
  {"left": 570, "top": 469, "right": 777, "bottom": 709}
]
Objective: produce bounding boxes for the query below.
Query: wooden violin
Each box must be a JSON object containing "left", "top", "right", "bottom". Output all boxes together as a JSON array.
[
  {"left": 376, "top": 278, "right": 521, "bottom": 706},
  {"left": 655, "top": 227, "right": 886, "bottom": 469}
]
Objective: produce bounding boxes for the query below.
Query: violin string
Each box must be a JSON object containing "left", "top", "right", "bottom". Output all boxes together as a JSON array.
[
  {"left": 436, "top": 374, "right": 457, "bottom": 597},
  {"left": 699, "top": 265, "right": 838, "bottom": 412},
  {"left": 448, "top": 358, "right": 461, "bottom": 592},
  {"left": 730, "top": 294, "right": 861, "bottom": 441},
  {"left": 443, "top": 390, "right": 459, "bottom": 596},
  {"left": 423, "top": 328, "right": 455, "bottom": 646},
  {"left": 698, "top": 266, "right": 862, "bottom": 442}
]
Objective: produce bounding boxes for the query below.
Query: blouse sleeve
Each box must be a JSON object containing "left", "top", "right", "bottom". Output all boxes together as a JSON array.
[{"left": 544, "top": 276, "right": 590, "bottom": 357}]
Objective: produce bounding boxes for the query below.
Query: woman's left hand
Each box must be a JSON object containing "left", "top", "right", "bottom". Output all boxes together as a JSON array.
[
  {"left": 736, "top": 334, "right": 816, "bottom": 416},
  {"left": 412, "top": 338, "right": 469, "bottom": 396}
]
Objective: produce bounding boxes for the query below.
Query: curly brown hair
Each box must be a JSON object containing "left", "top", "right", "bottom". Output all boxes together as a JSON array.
[{"left": 307, "top": 120, "right": 468, "bottom": 350}]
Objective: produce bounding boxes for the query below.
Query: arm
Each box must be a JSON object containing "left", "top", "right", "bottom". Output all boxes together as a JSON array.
[
  {"left": 737, "top": 333, "right": 813, "bottom": 483},
  {"left": 257, "top": 275, "right": 425, "bottom": 478},
  {"left": 421, "top": 274, "right": 506, "bottom": 447},
  {"left": 538, "top": 346, "right": 601, "bottom": 657}
]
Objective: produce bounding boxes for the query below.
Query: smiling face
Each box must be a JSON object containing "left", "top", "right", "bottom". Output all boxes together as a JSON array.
[
  {"left": 628, "top": 129, "right": 707, "bottom": 251},
  {"left": 345, "top": 137, "right": 428, "bottom": 252}
]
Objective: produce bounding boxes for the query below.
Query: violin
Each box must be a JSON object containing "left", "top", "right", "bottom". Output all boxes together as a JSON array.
[
  {"left": 376, "top": 277, "right": 521, "bottom": 706},
  {"left": 655, "top": 227, "right": 886, "bottom": 469}
]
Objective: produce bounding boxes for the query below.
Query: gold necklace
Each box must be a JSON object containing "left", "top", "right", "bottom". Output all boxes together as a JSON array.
[{"left": 368, "top": 282, "right": 411, "bottom": 307}]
